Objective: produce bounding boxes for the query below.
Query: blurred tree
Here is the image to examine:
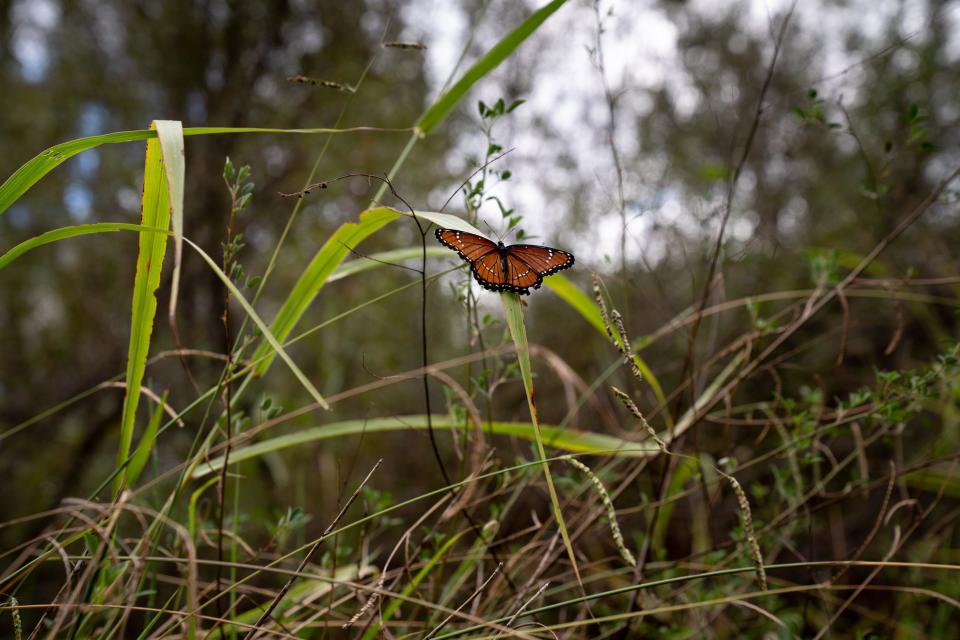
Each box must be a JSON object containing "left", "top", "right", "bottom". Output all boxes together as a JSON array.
[{"left": 0, "top": 0, "right": 446, "bottom": 530}]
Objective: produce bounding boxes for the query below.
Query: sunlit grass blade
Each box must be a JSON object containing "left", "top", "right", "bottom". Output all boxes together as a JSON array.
[
  {"left": 115, "top": 122, "right": 175, "bottom": 495},
  {"left": 183, "top": 237, "right": 328, "bottom": 409},
  {"left": 249, "top": 207, "right": 402, "bottom": 376},
  {"left": 500, "top": 292, "right": 586, "bottom": 593},
  {"left": 192, "top": 415, "right": 654, "bottom": 478}
]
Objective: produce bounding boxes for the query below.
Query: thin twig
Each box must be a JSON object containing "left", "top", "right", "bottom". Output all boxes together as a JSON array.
[
  {"left": 676, "top": 1, "right": 798, "bottom": 413},
  {"left": 243, "top": 460, "right": 382, "bottom": 639}
]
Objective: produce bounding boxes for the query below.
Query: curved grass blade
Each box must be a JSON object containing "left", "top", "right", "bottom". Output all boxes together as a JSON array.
[
  {"left": 250, "top": 208, "right": 483, "bottom": 377},
  {"left": 192, "top": 415, "right": 653, "bottom": 479},
  {"left": 154, "top": 121, "right": 185, "bottom": 326},
  {"left": 183, "top": 237, "right": 328, "bottom": 410},
  {"left": 0, "top": 223, "right": 167, "bottom": 270},
  {"left": 0, "top": 126, "right": 406, "bottom": 217},
  {"left": 415, "top": 0, "right": 568, "bottom": 135},
  {"left": 249, "top": 207, "right": 402, "bottom": 376},
  {"left": 546, "top": 274, "right": 672, "bottom": 427}
]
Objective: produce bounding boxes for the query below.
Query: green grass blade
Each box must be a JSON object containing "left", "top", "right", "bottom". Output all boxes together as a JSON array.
[
  {"left": 415, "top": 0, "right": 569, "bottom": 135},
  {"left": 250, "top": 208, "right": 483, "bottom": 378},
  {"left": 192, "top": 415, "right": 654, "bottom": 478},
  {"left": 328, "top": 246, "right": 449, "bottom": 282},
  {"left": 183, "top": 238, "right": 328, "bottom": 409},
  {"left": 500, "top": 291, "right": 585, "bottom": 589},
  {"left": 546, "top": 274, "right": 672, "bottom": 427},
  {"left": 651, "top": 455, "right": 699, "bottom": 550},
  {"left": 545, "top": 275, "right": 606, "bottom": 333},
  {"left": 249, "top": 207, "right": 402, "bottom": 376},
  {"left": 0, "top": 126, "right": 404, "bottom": 217},
  {"left": 127, "top": 390, "right": 167, "bottom": 487},
  {"left": 0, "top": 223, "right": 167, "bottom": 270},
  {"left": 115, "top": 123, "right": 173, "bottom": 495}
]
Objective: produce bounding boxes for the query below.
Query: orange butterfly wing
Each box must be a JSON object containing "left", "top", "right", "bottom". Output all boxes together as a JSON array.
[
  {"left": 506, "top": 245, "right": 575, "bottom": 277},
  {"left": 505, "top": 253, "right": 542, "bottom": 292},
  {"left": 435, "top": 228, "right": 575, "bottom": 295},
  {"left": 435, "top": 228, "right": 498, "bottom": 261},
  {"left": 471, "top": 252, "right": 510, "bottom": 293}
]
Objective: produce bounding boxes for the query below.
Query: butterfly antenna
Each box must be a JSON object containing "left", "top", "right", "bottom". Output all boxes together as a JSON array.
[{"left": 482, "top": 221, "right": 504, "bottom": 243}]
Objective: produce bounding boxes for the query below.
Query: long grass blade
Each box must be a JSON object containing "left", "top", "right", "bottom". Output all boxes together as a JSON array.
[
  {"left": 183, "top": 237, "right": 328, "bottom": 409},
  {"left": 415, "top": 0, "right": 569, "bottom": 135},
  {"left": 192, "top": 415, "right": 654, "bottom": 478},
  {"left": 250, "top": 208, "right": 483, "bottom": 377},
  {"left": 500, "top": 292, "right": 586, "bottom": 593},
  {"left": 154, "top": 121, "right": 185, "bottom": 326},
  {"left": 115, "top": 122, "right": 174, "bottom": 495},
  {"left": 249, "top": 207, "right": 401, "bottom": 376},
  {"left": 0, "top": 126, "right": 406, "bottom": 216},
  {"left": 0, "top": 223, "right": 167, "bottom": 270}
]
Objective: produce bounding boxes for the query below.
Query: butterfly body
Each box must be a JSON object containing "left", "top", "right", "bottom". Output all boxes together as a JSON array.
[{"left": 435, "top": 228, "right": 574, "bottom": 295}]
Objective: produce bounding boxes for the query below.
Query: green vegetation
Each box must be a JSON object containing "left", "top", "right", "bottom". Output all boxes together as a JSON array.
[{"left": 2, "top": 1, "right": 959, "bottom": 638}]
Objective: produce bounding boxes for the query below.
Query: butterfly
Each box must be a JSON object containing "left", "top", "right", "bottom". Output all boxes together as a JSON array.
[{"left": 435, "top": 228, "right": 575, "bottom": 295}]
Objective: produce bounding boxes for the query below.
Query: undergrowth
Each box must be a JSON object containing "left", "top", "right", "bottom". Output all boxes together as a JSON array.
[{"left": 2, "top": 1, "right": 960, "bottom": 639}]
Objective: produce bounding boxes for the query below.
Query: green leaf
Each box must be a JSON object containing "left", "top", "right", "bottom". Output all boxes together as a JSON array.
[
  {"left": 415, "top": 0, "right": 568, "bottom": 135},
  {"left": 250, "top": 209, "right": 484, "bottom": 378},
  {"left": 192, "top": 414, "right": 654, "bottom": 478},
  {"left": 116, "top": 122, "right": 175, "bottom": 495},
  {"left": 154, "top": 121, "right": 186, "bottom": 336},
  {"left": 0, "top": 223, "right": 167, "bottom": 271},
  {"left": 0, "top": 125, "right": 400, "bottom": 217},
  {"left": 127, "top": 390, "right": 167, "bottom": 487},
  {"left": 249, "top": 207, "right": 400, "bottom": 376}
]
